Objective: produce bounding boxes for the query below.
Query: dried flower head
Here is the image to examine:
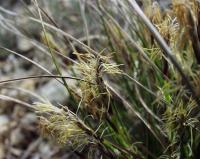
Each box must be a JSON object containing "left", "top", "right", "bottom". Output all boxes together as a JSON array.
[
  {"left": 163, "top": 95, "right": 197, "bottom": 140},
  {"left": 172, "top": 0, "right": 198, "bottom": 26},
  {"left": 74, "top": 52, "right": 122, "bottom": 119},
  {"left": 34, "top": 103, "right": 97, "bottom": 150}
]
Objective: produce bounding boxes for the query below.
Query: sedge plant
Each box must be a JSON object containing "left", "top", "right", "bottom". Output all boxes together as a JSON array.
[{"left": 1, "top": 0, "right": 200, "bottom": 158}]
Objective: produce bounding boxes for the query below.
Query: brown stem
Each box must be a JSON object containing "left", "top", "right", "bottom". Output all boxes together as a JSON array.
[{"left": 186, "top": 7, "right": 200, "bottom": 64}]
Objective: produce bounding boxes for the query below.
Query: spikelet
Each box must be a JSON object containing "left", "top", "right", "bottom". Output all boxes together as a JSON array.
[
  {"left": 145, "top": 2, "right": 180, "bottom": 64},
  {"left": 172, "top": 0, "right": 198, "bottom": 41},
  {"left": 171, "top": 0, "right": 200, "bottom": 67},
  {"left": 146, "top": 2, "right": 178, "bottom": 45},
  {"left": 74, "top": 52, "right": 122, "bottom": 119},
  {"left": 162, "top": 95, "right": 198, "bottom": 158},
  {"left": 34, "top": 103, "right": 97, "bottom": 150},
  {"left": 172, "top": 0, "right": 198, "bottom": 25},
  {"left": 163, "top": 94, "right": 197, "bottom": 141},
  {"left": 147, "top": 1, "right": 197, "bottom": 69}
]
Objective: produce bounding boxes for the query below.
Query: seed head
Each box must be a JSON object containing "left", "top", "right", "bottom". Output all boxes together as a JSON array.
[
  {"left": 34, "top": 103, "right": 97, "bottom": 150},
  {"left": 74, "top": 53, "right": 121, "bottom": 119}
]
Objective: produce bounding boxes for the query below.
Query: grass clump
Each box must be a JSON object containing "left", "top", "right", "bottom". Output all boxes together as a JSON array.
[{"left": 1, "top": 0, "right": 200, "bottom": 159}]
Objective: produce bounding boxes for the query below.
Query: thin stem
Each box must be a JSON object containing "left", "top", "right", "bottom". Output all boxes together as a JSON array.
[{"left": 0, "top": 75, "right": 95, "bottom": 85}]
